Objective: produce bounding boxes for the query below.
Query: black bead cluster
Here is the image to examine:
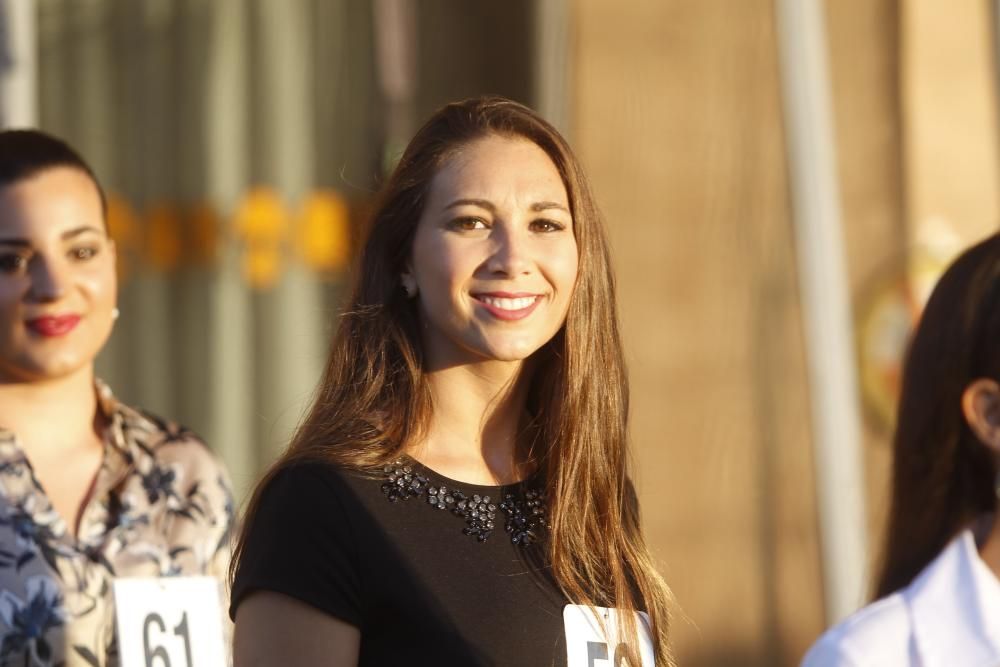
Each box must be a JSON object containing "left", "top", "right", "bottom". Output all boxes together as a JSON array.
[
  {"left": 380, "top": 460, "right": 545, "bottom": 546},
  {"left": 449, "top": 490, "right": 497, "bottom": 542},
  {"left": 500, "top": 488, "right": 546, "bottom": 546},
  {"left": 380, "top": 463, "right": 429, "bottom": 501}
]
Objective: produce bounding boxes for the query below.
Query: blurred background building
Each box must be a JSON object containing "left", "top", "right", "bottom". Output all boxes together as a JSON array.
[{"left": 1, "top": 0, "right": 998, "bottom": 664}]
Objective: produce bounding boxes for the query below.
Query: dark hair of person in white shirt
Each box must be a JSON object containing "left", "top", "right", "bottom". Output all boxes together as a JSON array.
[{"left": 875, "top": 232, "right": 1000, "bottom": 599}]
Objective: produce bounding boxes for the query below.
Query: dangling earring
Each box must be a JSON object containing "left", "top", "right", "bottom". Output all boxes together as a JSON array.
[{"left": 112, "top": 307, "right": 120, "bottom": 321}]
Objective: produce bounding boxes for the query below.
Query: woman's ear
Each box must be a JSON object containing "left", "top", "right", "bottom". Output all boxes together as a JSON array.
[
  {"left": 400, "top": 272, "right": 418, "bottom": 298},
  {"left": 962, "top": 378, "right": 1000, "bottom": 452}
]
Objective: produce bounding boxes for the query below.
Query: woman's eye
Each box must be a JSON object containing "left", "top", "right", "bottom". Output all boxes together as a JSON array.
[
  {"left": 70, "top": 246, "right": 98, "bottom": 261},
  {"left": 0, "top": 254, "right": 26, "bottom": 273},
  {"left": 531, "top": 219, "right": 566, "bottom": 233},
  {"left": 450, "top": 217, "right": 488, "bottom": 231}
]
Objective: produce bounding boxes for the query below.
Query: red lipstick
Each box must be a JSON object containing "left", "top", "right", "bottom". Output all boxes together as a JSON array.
[{"left": 26, "top": 315, "right": 81, "bottom": 337}]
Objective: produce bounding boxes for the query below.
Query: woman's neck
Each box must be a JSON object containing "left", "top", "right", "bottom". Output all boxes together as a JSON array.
[
  {"left": 0, "top": 367, "right": 101, "bottom": 454},
  {"left": 410, "top": 360, "right": 531, "bottom": 486},
  {"left": 978, "top": 512, "right": 1000, "bottom": 579}
]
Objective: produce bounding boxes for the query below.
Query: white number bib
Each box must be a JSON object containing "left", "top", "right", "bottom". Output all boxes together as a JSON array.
[
  {"left": 563, "top": 604, "right": 655, "bottom": 667},
  {"left": 113, "top": 576, "right": 227, "bottom": 667}
]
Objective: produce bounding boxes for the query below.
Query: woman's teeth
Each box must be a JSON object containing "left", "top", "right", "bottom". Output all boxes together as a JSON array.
[{"left": 478, "top": 296, "right": 537, "bottom": 310}]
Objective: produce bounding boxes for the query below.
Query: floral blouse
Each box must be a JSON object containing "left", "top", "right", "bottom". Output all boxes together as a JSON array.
[{"left": 0, "top": 382, "right": 234, "bottom": 667}]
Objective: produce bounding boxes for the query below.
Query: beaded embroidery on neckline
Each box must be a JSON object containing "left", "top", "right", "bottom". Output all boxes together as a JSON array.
[{"left": 379, "top": 460, "right": 547, "bottom": 545}]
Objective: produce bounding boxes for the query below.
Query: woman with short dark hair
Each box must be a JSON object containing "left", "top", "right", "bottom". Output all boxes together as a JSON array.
[
  {"left": 230, "top": 96, "right": 674, "bottom": 667},
  {"left": 0, "top": 129, "right": 233, "bottom": 666}
]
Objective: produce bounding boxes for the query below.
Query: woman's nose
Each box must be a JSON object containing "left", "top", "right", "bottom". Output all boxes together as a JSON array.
[
  {"left": 27, "top": 256, "right": 67, "bottom": 302},
  {"left": 487, "top": 228, "right": 531, "bottom": 276}
]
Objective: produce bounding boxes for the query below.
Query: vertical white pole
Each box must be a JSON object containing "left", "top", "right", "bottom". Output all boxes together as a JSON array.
[
  {"left": 254, "top": 0, "right": 325, "bottom": 465},
  {"left": 205, "top": 0, "right": 254, "bottom": 499},
  {"left": 776, "top": 0, "right": 869, "bottom": 623},
  {"left": 128, "top": 0, "right": 175, "bottom": 419},
  {"left": 0, "top": 0, "right": 37, "bottom": 128},
  {"left": 373, "top": 0, "right": 417, "bottom": 162}
]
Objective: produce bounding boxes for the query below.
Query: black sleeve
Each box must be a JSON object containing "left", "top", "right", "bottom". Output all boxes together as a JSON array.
[{"left": 229, "top": 463, "right": 362, "bottom": 627}]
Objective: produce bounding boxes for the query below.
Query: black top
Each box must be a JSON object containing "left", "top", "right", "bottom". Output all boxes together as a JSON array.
[{"left": 230, "top": 459, "right": 570, "bottom": 666}]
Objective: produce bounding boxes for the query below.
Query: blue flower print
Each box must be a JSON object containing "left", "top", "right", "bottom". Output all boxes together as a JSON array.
[
  {"left": 0, "top": 498, "right": 65, "bottom": 550},
  {"left": 5, "top": 510, "right": 41, "bottom": 549},
  {"left": 0, "top": 503, "right": 72, "bottom": 575},
  {"left": 141, "top": 465, "right": 177, "bottom": 505},
  {"left": 0, "top": 575, "right": 66, "bottom": 665}
]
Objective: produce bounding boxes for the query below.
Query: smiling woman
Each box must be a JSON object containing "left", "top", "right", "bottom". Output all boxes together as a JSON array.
[
  {"left": 0, "top": 130, "right": 234, "bottom": 667},
  {"left": 0, "top": 167, "right": 116, "bottom": 385},
  {"left": 230, "top": 96, "right": 675, "bottom": 667},
  {"left": 405, "top": 134, "right": 579, "bottom": 370}
]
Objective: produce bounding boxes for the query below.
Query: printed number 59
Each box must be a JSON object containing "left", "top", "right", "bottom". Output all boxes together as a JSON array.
[
  {"left": 587, "top": 641, "right": 626, "bottom": 667},
  {"left": 143, "top": 612, "right": 194, "bottom": 667}
]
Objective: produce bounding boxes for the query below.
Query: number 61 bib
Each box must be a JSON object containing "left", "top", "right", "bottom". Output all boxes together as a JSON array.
[
  {"left": 563, "top": 604, "right": 655, "bottom": 667},
  {"left": 113, "top": 576, "right": 227, "bottom": 667}
]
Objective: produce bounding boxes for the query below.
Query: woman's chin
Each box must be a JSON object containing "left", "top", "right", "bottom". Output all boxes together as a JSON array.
[
  {"left": 0, "top": 354, "right": 91, "bottom": 384},
  {"left": 477, "top": 338, "right": 547, "bottom": 363}
]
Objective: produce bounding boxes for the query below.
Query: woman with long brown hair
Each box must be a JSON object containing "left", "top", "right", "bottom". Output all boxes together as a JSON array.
[
  {"left": 229, "top": 96, "right": 674, "bottom": 666},
  {"left": 804, "top": 232, "right": 1000, "bottom": 665}
]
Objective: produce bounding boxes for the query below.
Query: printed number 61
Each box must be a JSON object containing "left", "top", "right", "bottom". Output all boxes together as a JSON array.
[
  {"left": 587, "top": 640, "right": 627, "bottom": 667},
  {"left": 143, "top": 612, "right": 194, "bottom": 667}
]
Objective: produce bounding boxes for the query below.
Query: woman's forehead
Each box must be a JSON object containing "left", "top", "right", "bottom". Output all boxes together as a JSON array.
[
  {"left": 0, "top": 167, "right": 104, "bottom": 237},
  {"left": 426, "top": 136, "right": 569, "bottom": 209}
]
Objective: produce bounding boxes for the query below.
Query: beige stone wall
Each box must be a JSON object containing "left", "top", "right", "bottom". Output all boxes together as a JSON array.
[
  {"left": 571, "top": 0, "right": 1000, "bottom": 664},
  {"left": 900, "top": 0, "right": 1000, "bottom": 245},
  {"left": 572, "top": 1, "right": 824, "bottom": 664}
]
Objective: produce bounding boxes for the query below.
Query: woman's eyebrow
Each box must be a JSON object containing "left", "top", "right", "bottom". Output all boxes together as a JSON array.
[
  {"left": 61, "top": 225, "right": 104, "bottom": 240},
  {"left": 444, "top": 198, "right": 495, "bottom": 212},
  {"left": 531, "top": 201, "right": 569, "bottom": 213},
  {"left": 0, "top": 225, "right": 104, "bottom": 246},
  {"left": 443, "top": 198, "right": 569, "bottom": 213}
]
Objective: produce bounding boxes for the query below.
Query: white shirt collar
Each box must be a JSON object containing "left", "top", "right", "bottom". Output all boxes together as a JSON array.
[{"left": 907, "top": 529, "right": 1000, "bottom": 666}]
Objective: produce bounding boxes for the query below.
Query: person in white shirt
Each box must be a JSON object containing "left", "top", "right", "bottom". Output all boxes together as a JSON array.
[{"left": 803, "top": 232, "right": 1000, "bottom": 667}]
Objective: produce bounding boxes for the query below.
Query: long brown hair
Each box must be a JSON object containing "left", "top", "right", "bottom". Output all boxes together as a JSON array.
[
  {"left": 232, "top": 96, "right": 674, "bottom": 665},
  {"left": 874, "top": 232, "right": 1000, "bottom": 599}
]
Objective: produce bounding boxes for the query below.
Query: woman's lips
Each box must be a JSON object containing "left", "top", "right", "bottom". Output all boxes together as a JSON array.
[
  {"left": 471, "top": 293, "right": 542, "bottom": 321},
  {"left": 26, "top": 315, "right": 81, "bottom": 337}
]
